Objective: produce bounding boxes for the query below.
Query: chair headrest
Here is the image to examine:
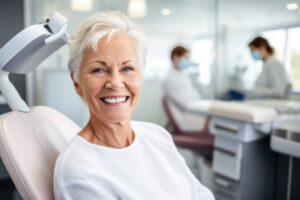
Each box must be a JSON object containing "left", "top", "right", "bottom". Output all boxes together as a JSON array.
[{"left": 0, "top": 106, "right": 80, "bottom": 200}]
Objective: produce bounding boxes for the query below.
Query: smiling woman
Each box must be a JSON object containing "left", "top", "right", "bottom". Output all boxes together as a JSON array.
[
  {"left": 75, "top": 34, "right": 144, "bottom": 147},
  {"left": 53, "top": 11, "right": 214, "bottom": 200}
]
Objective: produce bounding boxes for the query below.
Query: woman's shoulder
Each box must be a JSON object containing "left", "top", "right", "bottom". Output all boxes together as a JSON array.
[
  {"left": 265, "top": 56, "right": 283, "bottom": 67},
  {"left": 54, "top": 135, "right": 92, "bottom": 184},
  {"left": 131, "top": 121, "right": 168, "bottom": 133},
  {"left": 131, "top": 121, "right": 173, "bottom": 143}
]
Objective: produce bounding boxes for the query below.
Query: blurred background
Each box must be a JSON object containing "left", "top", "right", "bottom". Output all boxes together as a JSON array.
[
  {"left": 21, "top": 0, "right": 300, "bottom": 128},
  {"left": 0, "top": 0, "right": 300, "bottom": 199}
]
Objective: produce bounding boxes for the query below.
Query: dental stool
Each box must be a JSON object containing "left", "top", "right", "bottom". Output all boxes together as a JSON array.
[
  {"left": 0, "top": 106, "right": 80, "bottom": 199},
  {"left": 163, "top": 96, "right": 214, "bottom": 158}
]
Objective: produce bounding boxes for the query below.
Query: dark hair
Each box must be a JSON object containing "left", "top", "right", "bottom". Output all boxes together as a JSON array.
[
  {"left": 248, "top": 36, "right": 274, "bottom": 55},
  {"left": 171, "top": 46, "right": 189, "bottom": 61}
]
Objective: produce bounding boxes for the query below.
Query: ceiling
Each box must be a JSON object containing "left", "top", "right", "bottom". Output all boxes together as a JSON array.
[
  {"left": 34, "top": 0, "right": 300, "bottom": 37},
  {"left": 219, "top": 0, "right": 300, "bottom": 30}
]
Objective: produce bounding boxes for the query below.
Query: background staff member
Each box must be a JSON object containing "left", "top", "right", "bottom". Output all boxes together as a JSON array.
[{"left": 246, "top": 36, "right": 289, "bottom": 99}]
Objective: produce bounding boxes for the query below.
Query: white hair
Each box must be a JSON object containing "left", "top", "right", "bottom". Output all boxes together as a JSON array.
[{"left": 68, "top": 11, "right": 147, "bottom": 81}]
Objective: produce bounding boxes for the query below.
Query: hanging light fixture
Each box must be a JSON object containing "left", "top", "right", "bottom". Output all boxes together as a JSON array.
[
  {"left": 286, "top": 3, "right": 298, "bottom": 11},
  {"left": 161, "top": 8, "right": 171, "bottom": 16},
  {"left": 71, "top": 0, "right": 93, "bottom": 12},
  {"left": 128, "top": 0, "right": 147, "bottom": 18}
]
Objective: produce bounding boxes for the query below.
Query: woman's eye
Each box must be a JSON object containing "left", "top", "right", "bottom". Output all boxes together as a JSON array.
[
  {"left": 92, "top": 67, "right": 106, "bottom": 74},
  {"left": 122, "top": 66, "right": 134, "bottom": 72}
]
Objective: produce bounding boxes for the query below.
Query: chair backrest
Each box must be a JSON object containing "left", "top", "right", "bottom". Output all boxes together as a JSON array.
[
  {"left": 163, "top": 96, "right": 182, "bottom": 134},
  {"left": 0, "top": 106, "right": 80, "bottom": 200}
]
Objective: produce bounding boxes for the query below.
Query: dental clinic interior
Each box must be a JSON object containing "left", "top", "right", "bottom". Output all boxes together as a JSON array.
[{"left": 1, "top": 0, "right": 300, "bottom": 199}]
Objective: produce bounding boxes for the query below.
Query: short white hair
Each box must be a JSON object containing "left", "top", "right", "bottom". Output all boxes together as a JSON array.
[{"left": 68, "top": 11, "right": 147, "bottom": 81}]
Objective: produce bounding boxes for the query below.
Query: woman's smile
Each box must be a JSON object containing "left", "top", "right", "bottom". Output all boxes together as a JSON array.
[{"left": 99, "top": 95, "right": 130, "bottom": 106}]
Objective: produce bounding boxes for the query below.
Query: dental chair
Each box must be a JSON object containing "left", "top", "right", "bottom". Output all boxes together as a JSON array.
[
  {"left": 0, "top": 107, "right": 80, "bottom": 199},
  {"left": 163, "top": 96, "right": 214, "bottom": 158},
  {"left": 0, "top": 13, "right": 80, "bottom": 200}
]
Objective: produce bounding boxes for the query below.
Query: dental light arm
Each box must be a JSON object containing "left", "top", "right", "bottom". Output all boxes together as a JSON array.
[{"left": 0, "top": 12, "right": 68, "bottom": 112}]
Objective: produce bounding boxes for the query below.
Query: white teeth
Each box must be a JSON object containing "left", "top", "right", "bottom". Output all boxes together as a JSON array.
[{"left": 103, "top": 97, "right": 127, "bottom": 104}]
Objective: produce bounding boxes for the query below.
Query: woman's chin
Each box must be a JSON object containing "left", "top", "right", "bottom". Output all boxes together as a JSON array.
[{"left": 100, "top": 113, "right": 131, "bottom": 123}]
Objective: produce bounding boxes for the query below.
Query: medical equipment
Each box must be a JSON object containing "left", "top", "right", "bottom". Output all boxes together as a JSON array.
[
  {"left": 208, "top": 99, "right": 300, "bottom": 200},
  {"left": 0, "top": 12, "right": 67, "bottom": 112},
  {"left": 271, "top": 118, "right": 300, "bottom": 200},
  {"left": 0, "top": 12, "right": 80, "bottom": 199}
]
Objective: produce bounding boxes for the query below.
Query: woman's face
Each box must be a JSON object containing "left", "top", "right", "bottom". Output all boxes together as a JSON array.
[
  {"left": 249, "top": 45, "right": 267, "bottom": 60},
  {"left": 173, "top": 52, "right": 189, "bottom": 70},
  {"left": 73, "top": 34, "right": 144, "bottom": 123}
]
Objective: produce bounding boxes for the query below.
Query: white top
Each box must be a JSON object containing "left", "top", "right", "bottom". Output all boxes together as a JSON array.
[
  {"left": 246, "top": 56, "right": 289, "bottom": 99},
  {"left": 54, "top": 121, "right": 214, "bottom": 200},
  {"left": 163, "top": 69, "right": 206, "bottom": 131},
  {"left": 164, "top": 69, "right": 201, "bottom": 109}
]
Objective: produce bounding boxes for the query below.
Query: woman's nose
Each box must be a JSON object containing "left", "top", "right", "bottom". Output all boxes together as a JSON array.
[{"left": 105, "top": 70, "right": 125, "bottom": 90}]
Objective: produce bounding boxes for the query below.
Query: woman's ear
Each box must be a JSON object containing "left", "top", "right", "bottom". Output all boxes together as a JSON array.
[{"left": 70, "top": 71, "right": 82, "bottom": 96}]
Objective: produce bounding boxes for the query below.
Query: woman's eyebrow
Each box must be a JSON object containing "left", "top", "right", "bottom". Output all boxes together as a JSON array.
[
  {"left": 86, "top": 59, "right": 134, "bottom": 66},
  {"left": 122, "top": 60, "right": 134, "bottom": 65},
  {"left": 87, "top": 60, "right": 107, "bottom": 66}
]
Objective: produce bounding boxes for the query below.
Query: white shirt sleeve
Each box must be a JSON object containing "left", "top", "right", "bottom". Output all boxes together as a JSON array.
[{"left": 55, "top": 179, "right": 117, "bottom": 200}]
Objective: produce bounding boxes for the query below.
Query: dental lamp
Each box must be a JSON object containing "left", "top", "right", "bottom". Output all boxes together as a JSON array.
[{"left": 0, "top": 12, "right": 68, "bottom": 112}]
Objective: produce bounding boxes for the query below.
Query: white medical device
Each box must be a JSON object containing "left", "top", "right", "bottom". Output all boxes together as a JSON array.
[
  {"left": 0, "top": 12, "right": 68, "bottom": 112},
  {"left": 0, "top": 13, "right": 81, "bottom": 200}
]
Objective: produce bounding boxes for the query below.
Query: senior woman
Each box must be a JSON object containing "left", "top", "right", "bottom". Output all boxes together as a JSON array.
[{"left": 54, "top": 11, "right": 214, "bottom": 200}]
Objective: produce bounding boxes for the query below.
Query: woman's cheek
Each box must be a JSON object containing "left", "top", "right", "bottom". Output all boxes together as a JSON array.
[
  {"left": 134, "top": 76, "right": 144, "bottom": 92},
  {"left": 130, "top": 77, "right": 143, "bottom": 104},
  {"left": 84, "top": 77, "right": 102, "bottom": 95}
]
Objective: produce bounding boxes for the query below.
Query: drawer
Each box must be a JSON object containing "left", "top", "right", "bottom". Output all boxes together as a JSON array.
[
  {"left": 213, "top": 175, "right": 240, "bottom": 200},
  {"left": 209, "top": 117, "right": 265, "bottom": 142},
  {"left": 213, "top": 149, "right": 242, "bottom": 181},
  {"left": 214, "top": 137, "right": 243, "bottom": 159}
]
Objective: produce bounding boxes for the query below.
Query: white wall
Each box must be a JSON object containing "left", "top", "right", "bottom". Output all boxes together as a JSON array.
[{"left": 132, "top": 79, "right": 167, "bottom": 126}]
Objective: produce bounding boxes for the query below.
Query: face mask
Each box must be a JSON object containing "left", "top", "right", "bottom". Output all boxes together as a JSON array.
[
  {"left": 178, "top": 58, "right": 190, "bottom": 70},
  {"left": 251, "top": 51, "right": 262, "bottom": 61}
]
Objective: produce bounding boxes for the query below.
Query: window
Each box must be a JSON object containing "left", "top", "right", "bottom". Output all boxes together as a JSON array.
[
  {"left": 286, "top": 27, "right": 300, "bottom": 91},
  {"left": 191, "top": 39, "right": 213, "bottom": 86},
  {"left": 261, "top": 29, "right": 286, "bottom": 63},
  {"left": 261, "top": 27, "right": 300, "bottom": 91}
]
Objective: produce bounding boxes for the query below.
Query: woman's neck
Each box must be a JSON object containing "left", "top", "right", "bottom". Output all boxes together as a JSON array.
[
  {"left": 80, "top": 117, "right": 134, "bottom": 148},
  {"left": 262, "top": 53, "right": 272, "bottom": 62}
]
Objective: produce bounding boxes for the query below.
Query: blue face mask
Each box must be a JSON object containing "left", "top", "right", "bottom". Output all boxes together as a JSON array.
[
  {"left": 178, "top": 58, "right": 190, "bottom": 70},
  {"left": 251, "top": 51, "right": 262, "bottom": 61}
]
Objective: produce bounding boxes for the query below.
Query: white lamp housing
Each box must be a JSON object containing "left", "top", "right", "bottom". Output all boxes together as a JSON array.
[{"left": 0, "top": 12, "right": 68, "bottom": 112}]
